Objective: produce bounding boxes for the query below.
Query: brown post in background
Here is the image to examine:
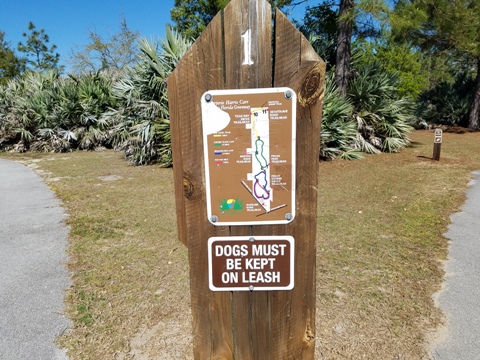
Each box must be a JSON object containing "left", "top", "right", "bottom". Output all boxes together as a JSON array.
[
  {"left": 433, "top": 128, "right": 442, "bottom": 161},
  {"left": 167, "top": 0, "right": 325, "bottom": 358}
]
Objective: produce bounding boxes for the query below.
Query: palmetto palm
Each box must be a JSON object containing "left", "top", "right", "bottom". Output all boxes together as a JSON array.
[
  {"left": 106, "top": 27, "right": 192, "bottom": 166},
  {"left": 73, "top": 73, "right": 116, "bottom": 149},
  {"left": 0, "top": 79, "right": 28, "bottom": 150},
  {"left": 0, "top": 70, "right": 116, "bottom": 152},
  {"left": 0, "top": 72, "right": 47, "bottom": 151},
  {"left": 348, "top": 62, "right": 414, "bottom": 153},
  {"left": 321, "top": 73, "right": 364, "bottom": 160}
]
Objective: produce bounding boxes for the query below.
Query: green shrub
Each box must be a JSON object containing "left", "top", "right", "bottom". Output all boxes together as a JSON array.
[
  {"left": 416, "top": 72, "right": 474, "bottom": 127},
  {"left": 321, "top": 74, "right": 363, "bottom": 160}
]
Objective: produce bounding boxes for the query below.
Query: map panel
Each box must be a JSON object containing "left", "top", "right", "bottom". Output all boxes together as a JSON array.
[{"left": 201, "top": 88, "right": 296, "bottom": 225}]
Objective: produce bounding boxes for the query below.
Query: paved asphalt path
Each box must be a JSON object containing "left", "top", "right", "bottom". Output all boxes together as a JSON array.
[
  {"left": 429, "top": 170, "right": 480, "bottom": 359},
  {"left": 0, "top": 159, "right": 70, "bottom": 360}
]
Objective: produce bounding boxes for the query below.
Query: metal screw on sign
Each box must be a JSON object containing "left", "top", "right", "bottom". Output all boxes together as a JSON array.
[
  {"left": 284, "top": 90, "right": 293, "bottom": 100},
  {"left": 211, "top": 215, "right": 218, "bottom": 223},
  {"left": 249, "top": 237, "right": 255, "bottom": 242},
  {"left": 205, "top": 93, "right": 213, "bottom": 102},
  {"left": 249, "top": 285, "right": 254, "bottom": 292},
  {"left": 285, "top": 213, "right": 293, "bottom": 221}
]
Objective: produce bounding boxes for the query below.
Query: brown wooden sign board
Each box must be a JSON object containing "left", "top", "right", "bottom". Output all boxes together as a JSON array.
[
  {"left": 208, "top": 236, "right": 294, "bottom": 291},
  {"left": 167, "top": 0, "right": 325, "bottom": 357},
  {"left": 201, "top": 88, "right": 296, "bottom": 225}
]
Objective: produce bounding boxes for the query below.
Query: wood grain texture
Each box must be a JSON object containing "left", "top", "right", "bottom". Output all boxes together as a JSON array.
[
  {"left": 167, "top": 0, "right": 325, "bottom": 358},
  {"left": 223, "top": 0, "right": 272, "bottom": 89},
  {"left": 433, "top": 142, "right": 441, "bottom": 161},
  {"left": 271, "top": 10, "right": 325, "bottom": 359},
  {"left": 223, "top": 1, "right": 276, "bottom": 359},
  {"left": 168, "top": 10, "right": 234, "bottom": 359}
]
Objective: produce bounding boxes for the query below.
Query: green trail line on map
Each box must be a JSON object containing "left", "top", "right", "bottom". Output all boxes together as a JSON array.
[{"left": 254, "top": 137, "right": 268, "bottom": 169}]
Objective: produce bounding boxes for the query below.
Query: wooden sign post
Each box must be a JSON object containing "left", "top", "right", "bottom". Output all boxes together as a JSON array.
[
  {"left": 433, "top": 128, "right": 442, "bottom": 161},
  {"left": 167, "top": 0, "right": 325, "bottom": 358}
]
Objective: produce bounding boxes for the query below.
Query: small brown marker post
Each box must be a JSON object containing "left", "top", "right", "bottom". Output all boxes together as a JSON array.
[{"left": 433, "top": 128, "right": 442, "bottom": 161}]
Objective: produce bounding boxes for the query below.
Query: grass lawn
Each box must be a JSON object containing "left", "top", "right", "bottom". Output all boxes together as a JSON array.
[{"left": 2, "top": 129, "right": 480, "bottom": 359}]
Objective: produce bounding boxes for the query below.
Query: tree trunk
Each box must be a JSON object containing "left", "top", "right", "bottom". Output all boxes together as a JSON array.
[
  {"left": 468, "top": 54, "right": 480, "bottom": 131},
  {"left": 335, "top": 0, "right": 354, "bottom": 96}
]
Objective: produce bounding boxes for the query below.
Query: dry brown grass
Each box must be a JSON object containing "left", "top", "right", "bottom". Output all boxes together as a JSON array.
[
  {"left": 2, "top": 129, "right": 480, "bottom": 359},
  {"left": 2, "top": 151, "right": 192, "bottom": 359},
  {"left": 315, "top": 130, "right": 480, "bottom": 359}
]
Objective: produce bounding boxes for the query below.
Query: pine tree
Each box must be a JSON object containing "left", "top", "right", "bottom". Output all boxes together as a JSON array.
[
  {"left": 17, "top": 22, "right": 61, "bottom": 72},
  {"left": 392, "top": 0, "right": 480, "bottom": 129},
  {"left": 0, "top": 31, "right": 25, "bottom": 84},
  {"left": 335, "top": 0, "right": 355, "bottom": 96},
  {"left": 171, "top": 0, "right": 293, "bottom": 39}
]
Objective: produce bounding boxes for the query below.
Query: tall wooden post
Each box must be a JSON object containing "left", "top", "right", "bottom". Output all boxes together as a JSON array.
[{"left": 167, "top": 0, "right": 325, "bottom": 358}]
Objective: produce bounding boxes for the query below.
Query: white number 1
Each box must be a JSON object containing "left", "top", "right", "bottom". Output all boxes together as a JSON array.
[{"left": 241, "top": 29, "right": 254, "bottom": 66}]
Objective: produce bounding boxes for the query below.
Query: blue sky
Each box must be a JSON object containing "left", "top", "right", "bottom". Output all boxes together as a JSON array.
[{"left": 0, "top": 0, "right": 310, "bottom": 72}]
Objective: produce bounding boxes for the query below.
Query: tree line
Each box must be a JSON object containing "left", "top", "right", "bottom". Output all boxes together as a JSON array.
[{"left": 1, "top": 0, "right": 479, "bottom": 165}]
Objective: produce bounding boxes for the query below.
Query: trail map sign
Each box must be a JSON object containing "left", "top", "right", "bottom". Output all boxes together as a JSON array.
[
  {"left": 168, "top": 0, "right": 325, "bottom": 357},
  {"left": 201, "top": 88, "right": 296, "bottom": 226},
  {"left": 208, "top": 236, "right": 294, "bottom": 291}
]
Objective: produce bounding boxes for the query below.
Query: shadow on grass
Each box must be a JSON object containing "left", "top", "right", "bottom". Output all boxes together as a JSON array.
[{"left": 417, "top": 155, "right": 434, "bottom": 160}]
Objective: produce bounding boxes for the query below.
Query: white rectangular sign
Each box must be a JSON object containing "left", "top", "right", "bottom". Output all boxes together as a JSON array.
[{"left": 208, "top": 236, "right": 294, "bottom": 292}]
